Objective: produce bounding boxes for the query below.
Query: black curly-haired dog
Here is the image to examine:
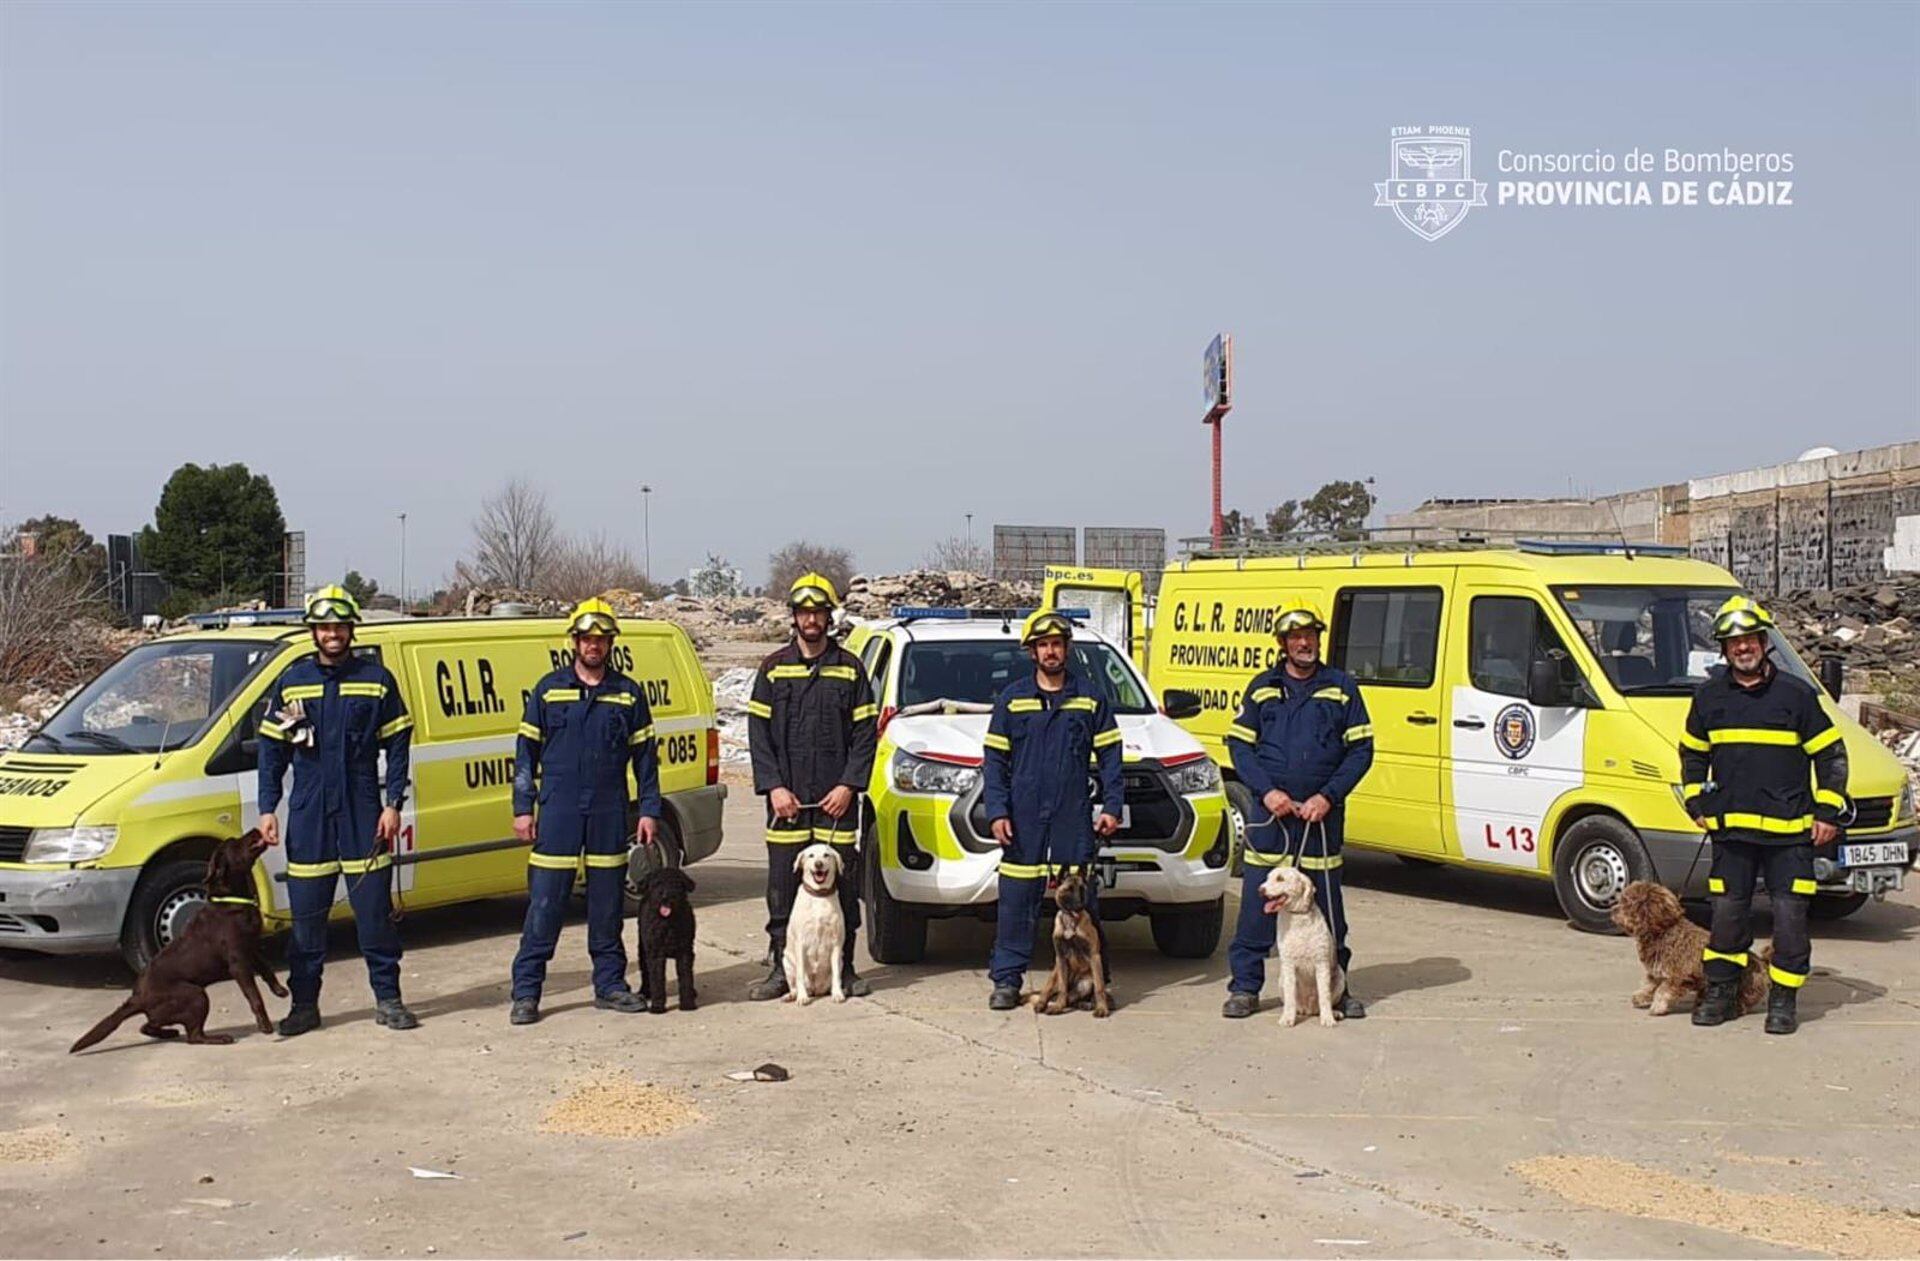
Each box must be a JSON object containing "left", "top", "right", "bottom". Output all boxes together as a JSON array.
[{"left": 634, "top": 866, "right": 698, "bottom": 1013}]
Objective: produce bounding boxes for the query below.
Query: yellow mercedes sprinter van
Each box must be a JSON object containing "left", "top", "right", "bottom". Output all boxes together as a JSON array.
[{"left": 1048, "top": 541, "right": 1916, "bottom": 931}]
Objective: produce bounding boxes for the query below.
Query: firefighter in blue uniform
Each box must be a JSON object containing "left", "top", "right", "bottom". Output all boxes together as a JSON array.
[
  {"left": 508, "top": 598, "right": 662, "bottom": 1025},
  {"left": 1222, "top": 600, "right": 1374, "bottom": 1021},
  {"left": 257, "top": 584, "right": 417, "bottom": 1035},
  {"left": 981, "top": 609, "right": 1125, "bottom": 1011},
  {"left": 1683, "top": 595, "right": 1848, "bottom": 1036}
]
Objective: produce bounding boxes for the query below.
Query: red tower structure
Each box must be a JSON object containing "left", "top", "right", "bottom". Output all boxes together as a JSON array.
[{"left": 1202, "top": 334, "right": 1232, "bottom": 547}]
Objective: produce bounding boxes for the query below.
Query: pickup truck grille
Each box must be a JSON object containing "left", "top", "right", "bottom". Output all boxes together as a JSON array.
[
  {"left": 0, "top": 826, "right": 29, "bottom": 863},
  {"left": 960, "top": 766, "right": 1191, "bottom": 851}
]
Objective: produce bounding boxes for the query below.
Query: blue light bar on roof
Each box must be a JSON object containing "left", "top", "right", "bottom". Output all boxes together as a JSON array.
[
  {"left": 1515, "top": 539, "right": 1690, "bottom": 557},
  {"left": 893, "top": 606, "right": 972, "bottom": 620},
  {"left": 892, "top": 606, "right": 1095, "bottom": 621}
]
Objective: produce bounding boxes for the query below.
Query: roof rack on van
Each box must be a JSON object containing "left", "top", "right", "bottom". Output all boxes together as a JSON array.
[
  {"left": 183, "top": 608, "right": 307, "bottom": 629},
  {"left": 1176, "top": 527, "right": 1690, "bottom": 564}
]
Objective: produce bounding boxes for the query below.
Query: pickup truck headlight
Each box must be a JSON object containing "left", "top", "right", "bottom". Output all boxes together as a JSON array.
[
  {"left": 1165, "top": 758, "right": 1221, "bottom": 795},
  {"left": 24, "top": 825, "right": 119, "bottom": 863},
  {"left": 891, "top": 751, "right": 980, "bottom": 796}
]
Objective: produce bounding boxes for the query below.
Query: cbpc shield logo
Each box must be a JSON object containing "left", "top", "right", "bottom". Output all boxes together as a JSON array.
[
  {"left": 1494, "top": 704, "right": 1536, "bottom": 760},
  {"left": 1374, "top": 126, "right": 1488, "bottom": 241}
]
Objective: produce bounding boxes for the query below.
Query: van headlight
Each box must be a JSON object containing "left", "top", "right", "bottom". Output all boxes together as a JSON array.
[
  {"left": 24, "top": 825, "right": 119, "bottom": 863},
  {"left": 1900, "top": 782, "right": 1916, "bottom": 824},
  {"left": 891, "top": 751, "right": 980, "bottom": 796},
  {"left": 1165, "top": 758, "right": 1221, "bottom": 795}
]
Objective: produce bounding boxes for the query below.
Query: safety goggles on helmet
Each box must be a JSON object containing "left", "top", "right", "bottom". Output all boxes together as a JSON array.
[
  {"left": 1272, "top": 603, "right": 1327, "bottom": 636},
  {"left": 1021, "top": 610, "right": 1075, "bottom": 646},
  {"left": 1711, "top": 596, "right": 1773, "bottom": 642},
  {"left": 788, "top": 572, "right": 840, "bottom": 610},
  {"left": 303, "top": 586, "right": 361, "bottom": 625},
  {"left": 566, "top": 597, "right": 621, "bottom": 638}
]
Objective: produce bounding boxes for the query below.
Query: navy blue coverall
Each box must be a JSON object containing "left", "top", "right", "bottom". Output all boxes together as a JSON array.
[
  {"left": 510, "top": 666, "right": 662, "bottom": 1001},
  {"left": 258, "top": 653, "right": 414, "bottom": 1007},
  {"left": 982, "top": 671, "right": 1125, "bottom": 990},
  {"left": 1224, "top": 663, "right": 1374, "bottom": 994}
]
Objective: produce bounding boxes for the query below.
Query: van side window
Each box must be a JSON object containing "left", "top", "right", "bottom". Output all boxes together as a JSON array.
[
  {"left": 1331, "top": 588, "right": 1442, "bottom": 687},
  {"left": 1470, "top": 597, "right": 1571, "bottom": 698}
]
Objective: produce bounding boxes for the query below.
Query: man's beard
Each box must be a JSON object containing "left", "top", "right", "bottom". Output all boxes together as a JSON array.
[{"left": 1037, "top": 658, "right": 1067, "bottom": 678}]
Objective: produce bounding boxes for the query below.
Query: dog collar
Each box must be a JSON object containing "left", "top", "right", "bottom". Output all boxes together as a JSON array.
[
  {"left": 208, "top": 896, "right": 257, "bottom": 906},
  {"left": 801, "top": 883, "right": 835, "bottom": 898}
]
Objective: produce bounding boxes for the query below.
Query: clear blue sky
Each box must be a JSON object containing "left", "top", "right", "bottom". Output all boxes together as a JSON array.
[{"left": 3, "top": 2, "right": 1914, "bottom": 593}]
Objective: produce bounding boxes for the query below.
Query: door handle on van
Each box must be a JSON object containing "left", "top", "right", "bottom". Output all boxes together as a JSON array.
[
  {"left": 1406, "top": 713, "right": 1438, "bottom": 726},
  {"left": 1453, "top": 717, "right": 1486, "bottom": 730}
]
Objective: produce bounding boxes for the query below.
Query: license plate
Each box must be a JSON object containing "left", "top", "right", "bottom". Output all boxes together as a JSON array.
[{"left": 1840, "top": 841, "right": 1910, "bottom": 868}]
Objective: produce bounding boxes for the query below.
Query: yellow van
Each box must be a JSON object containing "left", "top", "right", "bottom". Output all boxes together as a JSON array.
[
  {"left": 0, "top": 612, "right": 725, "bottom": 968},
  {"left": 1047, "top": 541, "right": 1917, "bottom": 931}
]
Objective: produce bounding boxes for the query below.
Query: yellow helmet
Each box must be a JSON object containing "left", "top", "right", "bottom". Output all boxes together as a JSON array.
[
  {"left": 1020, "top": 609, "right": 1075, "bottom": 647},
  {"left": 1272, "top": 601, "right": 1327, "bottom": 637},
  {"left": 788, "top": 572, "right": 840, "bottom": 610},
  {"left": 1711, "top": 595, "right": 1773, "bottom": 641},
  {"left": 566, "top": 597, "right": 621, "bottom": 638},
  {"left": 303, "top": 584, "right": 361, "bottom": 625}
]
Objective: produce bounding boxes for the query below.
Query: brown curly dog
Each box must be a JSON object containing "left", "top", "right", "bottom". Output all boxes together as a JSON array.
[{"left": 1611, "top": 880, "right": 1769, "bottom": 1017}]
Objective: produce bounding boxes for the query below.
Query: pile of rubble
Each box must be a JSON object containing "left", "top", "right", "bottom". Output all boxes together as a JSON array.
[
  {"left": 841, "top": 570, "right": 1038, "bottom": 619},
  {"left": 710, "top": 666, "right": 757, "bottom": 766},
  {"left": 1768, "top": 579, "right": 1920, "bottom": 688},
  {"left": 0, "top": 688, "right": 74, "bottom": 752}
]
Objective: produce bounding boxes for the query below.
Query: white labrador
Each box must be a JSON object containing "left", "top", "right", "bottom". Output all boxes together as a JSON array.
[
  {"left": 784, "top": 844, "right": 846, "bottom": 1005},
  {"left": 1259, "top": 865, "right": 1343, "bottom": 1028}
]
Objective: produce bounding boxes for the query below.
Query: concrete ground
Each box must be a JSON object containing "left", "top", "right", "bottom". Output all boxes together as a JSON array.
[{"left": 4, "top": 774, "right": 1919, "bottom": 1259}]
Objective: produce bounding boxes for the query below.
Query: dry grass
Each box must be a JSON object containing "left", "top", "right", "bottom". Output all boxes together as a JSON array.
[
  {"left": 1513, "top": 1154, "right": 1920, "bottom": 1259},
  {"left": 537, "top": 1079, "right": 701, "bottom": 1139}
]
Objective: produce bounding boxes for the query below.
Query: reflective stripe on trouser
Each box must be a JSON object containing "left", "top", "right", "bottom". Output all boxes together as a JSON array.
[
  {"left": 1229, "top": 816, "right": 1350, "bottom": 994},
  {"left": 988, "top": 872, "right": 1102, "bottom": 989},
  {"left": 511, "top": 808, "right": 632, "bottom": 1000},
  {"left": 282, "top": 816, "right": 401, "bottom": 1006},
  {"left": 1705, "top": 837, "right": 1813, "bottom": 986},
  {"left": 763, "top": 804, "right": 860, "bottom": 960}
]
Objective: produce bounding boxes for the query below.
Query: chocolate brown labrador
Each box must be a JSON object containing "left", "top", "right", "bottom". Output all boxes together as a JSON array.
[
  {"left": 70, "top": 831, "right": 285, "bottom": 1052},
  {"left": 1032, "top": 868, "right": 1111, "bottom": 1018}
]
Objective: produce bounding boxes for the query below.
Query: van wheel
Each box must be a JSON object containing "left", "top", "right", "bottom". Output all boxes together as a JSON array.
[
  {"left": 623, "top": 816, "right": 684, "bottom": 917},
  {"left": 1808, "top": 892, "right": 1869, "bottom": 921},
  {"left": 1150, "top": 897, "right": 1224, "bottom": 958},
  {"left": 121, "top": 859, "right": 209, "bottom": 973},
  {"left": 1552, "top": 816, "right": 1653, "bottom": 934},
  {"left": 863, "top": 823, "right": 927, "bottom": 965},
  {"left": 1223, "top": 782, "right": 1255, "bottom": 877}
]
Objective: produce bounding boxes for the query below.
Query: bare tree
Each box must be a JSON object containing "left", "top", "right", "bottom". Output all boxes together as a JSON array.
[
  {"left": 767, "top": 540, "right": 854, "bottom": 598},
  {"left": 0, "top": 523, "right": 116, "bottom": 692},
  {"left": 923, "top": 535, "right": 991, "bottom": 574},
  {"left": 546, "top": 531, "right": 654, "bottom": 602},
  {"left": 470, "top": 479, "right": 558, "bottom": 591}
]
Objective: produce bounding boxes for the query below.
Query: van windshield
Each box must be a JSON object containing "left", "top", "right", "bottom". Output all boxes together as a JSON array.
[
  {"left": 898, "top": 639, "right": 1154, "bottom": 714},
  {"left": 1551, "top": 586, "right": 1815, "bottom": 695},
  {"left": 24, "top": 638, "right": 282, "bottom": 755}
]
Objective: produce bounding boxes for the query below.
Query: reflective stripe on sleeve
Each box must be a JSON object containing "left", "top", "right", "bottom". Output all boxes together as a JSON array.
[
  {"left": 377, "top": 715, "right": 413, "bottom": 739},
  {"left": 1226, "top": 723, "right": 1258, "bottom": 744},
  {"left": 1678, "top": 731, "right": 1710, "bottom": 752},
  {"left": 1093, "top": 727, "right": 1122, "bottom": 749},
  {"left": 1344, "top": 724, "right": 1374, "bottom": 743},
  {"left": 518, "top": 722, "right": 543, "bottom": 741},
  {"left": 1802, "top": 727, "right": 1842, "bottom": 755},
  {"left": 1250, "top": 687, "right": 1281, "bottom": 703},
  {"left": 1813, "top": 788, "right": 1847, "bottom": 811},
  {"left": 983, "top": 733, "right": 1012, "bottom": 752},
  {"left": 746, "top": 700, "right": 773, "bottom": 719},
  {"left": 259, "top": 723, "right": 289, "bottom": 742},
  {"left": 629, "top": 725, "right": 655, "bottom": 746},
  {"left": 852, "top": 703, "right": 878, "bottom": 722}
]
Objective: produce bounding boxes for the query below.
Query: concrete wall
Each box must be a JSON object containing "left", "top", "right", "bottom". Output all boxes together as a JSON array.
[{"left": 1391, "top": 440, "right": 1920, "bottom": 593}]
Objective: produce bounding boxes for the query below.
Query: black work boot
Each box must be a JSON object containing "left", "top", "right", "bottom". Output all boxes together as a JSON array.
[
  {"left": 1691, "top": 978, "right": 1740, "bottom": 1027},
  {"left": 1764, "top": 984, "right": 1798, "bottom": 1036},
  {"left": 509, "top": 997, "right": 540, "bottom": 1025},
  {"left": 841, "top": 963, "right": 872, "bottom": 998},
  {"left": 1221, "top": 991, "right": 1258, "bottom": 1019},
  {"left": 1334, "top": 992, "right": 1367, "bottom": 1020},
  {"left": 988, "top": 984, "right": 1022, "bottom": 1011},
  {"left": 595, "top": 990, "right": 647, "bottom": 1014},
  {"left": 748, "top": 956, "right": 789, "bottom": 1002},
  {"left": 277, "top": 1004, "right": 322, "bottom": 1037},
  {"left": 375, "top": 998, "right": 419, "bottom": 1030}
]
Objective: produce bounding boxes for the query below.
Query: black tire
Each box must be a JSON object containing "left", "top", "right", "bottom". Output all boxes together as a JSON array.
[
  {"left": 120, "top": 858, "right": 210, "bottom": 973},
  {"left": 1808, "top": 892, "right": 1869, "bottom": 921},
  {"left": 1223, "top": 781, "right": 1255, "bottom": 877},
  {"left": 863, "top": 822, "right": 927, "bottom": 965},
  {"left": 1149, "top": 897, "right": 1224, "bottom": 958},
  {"left": 1551, "top": 815, "right": 1655, "bottom": 934},
  {"left": 623, "top": 814, "right": 685, "bottom": 917}
]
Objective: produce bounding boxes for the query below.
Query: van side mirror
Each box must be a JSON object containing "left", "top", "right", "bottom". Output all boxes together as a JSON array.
[
  {"left": 1528, "top": 658, "right": 1575, "bottom": 708},
  {"left": 1818, "top": 654, "right": 1844, "bottom": 702},
  {"left": 1161, "top": 688, "right": 1203, "bottom": 721}
]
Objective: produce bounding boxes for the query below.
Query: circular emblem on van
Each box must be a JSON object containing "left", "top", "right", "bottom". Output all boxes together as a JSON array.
[{"left": 1494, "top": 703, "right": 1536, "bottom": 760}]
